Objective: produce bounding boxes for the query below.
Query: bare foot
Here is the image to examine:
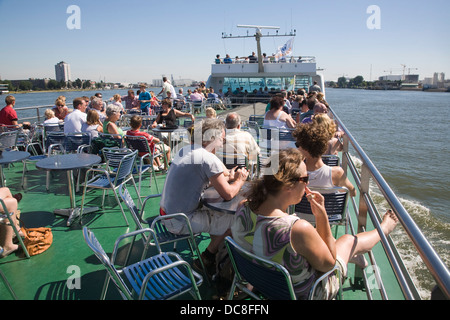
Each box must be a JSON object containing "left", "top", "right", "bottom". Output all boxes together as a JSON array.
[
  {"left": 0, "top": 244, "right": 18, "bottom": 258},
  {"left": 380, "top": 209, "right": 399, "bottom": 236},
  {"left": 349, "top": 254, "right": 368, "bottom": 269}
]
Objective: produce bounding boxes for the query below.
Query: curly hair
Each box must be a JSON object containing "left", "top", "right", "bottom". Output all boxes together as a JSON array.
[
  {"left": 247, "top": 148, "right": 304, "bottom": 211},
  {"left": 292, "top": 121, "right": 330, "bottom": 158},
  {"left": 312, "top": 114, "right": 336, "bottom": 139}
]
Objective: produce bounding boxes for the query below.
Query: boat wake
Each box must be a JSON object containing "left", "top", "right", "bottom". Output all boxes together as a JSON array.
[{"left": 350, "top": 155, "right": 449, "bottom": 299}]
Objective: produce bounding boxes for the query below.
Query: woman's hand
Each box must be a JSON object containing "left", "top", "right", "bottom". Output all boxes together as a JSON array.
[{"left": 306, "top": 187, "right": 327, "bottom": 217}]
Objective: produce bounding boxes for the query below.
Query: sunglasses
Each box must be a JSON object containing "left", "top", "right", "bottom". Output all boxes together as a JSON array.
[{"left": 291, "top": 175, "right": 309, "bottom": 184}]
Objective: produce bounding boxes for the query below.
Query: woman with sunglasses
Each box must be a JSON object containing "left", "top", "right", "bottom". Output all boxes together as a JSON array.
[
  {"left": 293, "top": 119, "right": 356, "bottom": 197},
  {"left": 231, "top": 148, "right": 398, "bottom": 299}
]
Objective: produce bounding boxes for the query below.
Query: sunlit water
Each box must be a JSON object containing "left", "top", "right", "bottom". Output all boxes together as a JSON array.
[{"left": 326, "top": 88, "right": 449, "bottom": 299}]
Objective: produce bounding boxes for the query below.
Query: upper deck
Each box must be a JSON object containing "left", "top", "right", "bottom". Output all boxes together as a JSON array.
[{"left": 211, "top": 56, "right": 318, "bottom": 78}]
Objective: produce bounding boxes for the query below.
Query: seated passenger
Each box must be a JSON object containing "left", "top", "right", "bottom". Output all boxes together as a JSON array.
[
  {"left": 231, "top": 148, "right": 399, "bottom": 299},
  {"left": 207, "top": 88, "right": 226, "bottom": 110},
  {"left": 205, "top": 107, "right": 216, "bottom": 119},
  {"left": 43, "top": 109, "right": 61, "bottom": 125},
  {"left": 52, "top": 97, "right": 70, "bottom": 121},
  {"left": 312, "top": 114, "right": 343, "bottom": 155},
  {"left": 64, "top": 97, "right": 87, "bottom": 134},
  {"left": 223, "top": 54, "right": 232, "bottom": 64},
  {"left": 127, "top": 115, "right": 170, "bottom": 170},
  {"left": 160, "top": 119, "right": 249, "bottom": 277},
  {"left": 103, "top": 104, "right": 124, "bottom": 136},
  {"left": 82, "top": 109, "right": 103, "bottom": 139},
  {"left": 263, "top": 95, "right": 296, "bottom": 129},
  {"left": 293, "top": 121, "right": 356, "bottom": 196},
  {"left": 220, "top": 112, "right": 260, "bottom": 165},
  {"left": 188, "top": 89, "right": 205, "bottom": 103},
  {"left": 0, "top": 188, "right": 22, "bottom": 259},
  {"left": 299, "top": 97, "right": 316, "bottom": 123},
  {"left": 151, "top": 98, "right": 194, "bottom": 128}
]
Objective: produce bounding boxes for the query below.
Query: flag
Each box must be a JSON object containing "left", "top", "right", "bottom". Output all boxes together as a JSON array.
[{"left": 275, "top": 37, "right": 294, "bottom": 61}]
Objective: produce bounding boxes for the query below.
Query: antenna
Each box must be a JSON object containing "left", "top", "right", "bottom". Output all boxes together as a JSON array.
[{"left": 223, "top": 25, "right": 296, "bottom": 73}]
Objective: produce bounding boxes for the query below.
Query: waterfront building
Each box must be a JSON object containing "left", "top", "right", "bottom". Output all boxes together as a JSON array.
[{"left": 55, "top": 61, "right": 71, "bottom": 83}]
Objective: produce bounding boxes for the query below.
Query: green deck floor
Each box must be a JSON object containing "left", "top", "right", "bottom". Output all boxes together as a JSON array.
[
  {"left": 0, "top": 106, "right": 408, "bottom": 300},
  {"left": 0, "top": 157, "right": 406, "bottom": 300}
]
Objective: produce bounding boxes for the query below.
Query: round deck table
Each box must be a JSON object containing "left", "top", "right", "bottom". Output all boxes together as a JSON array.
[
  {"left": 0, "top": 151, "right": 30, "bottom": 187},
  {"left": 36, "top": 153, "right": 101, "bottom": 226}
]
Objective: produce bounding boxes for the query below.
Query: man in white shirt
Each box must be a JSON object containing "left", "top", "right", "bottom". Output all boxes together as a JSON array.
[
  {"left": 158, "top": 77, "right": 177, "bottom": 99},
  {"left": 160, "top": 118, "right": 248, "bottom": 276},
  {"left": 64, "top": 97, "right": 87, "bottom": 133},
  {"left": 221, "top": 112, "right": 260, "bottom": 164}
]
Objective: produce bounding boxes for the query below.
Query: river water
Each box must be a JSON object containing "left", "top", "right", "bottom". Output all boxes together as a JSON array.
[{"left": 7, "top": 87, "right": 450, "bottom": 299}]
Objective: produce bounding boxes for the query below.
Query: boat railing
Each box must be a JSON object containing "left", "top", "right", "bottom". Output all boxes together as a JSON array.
[
  {"left": 13, "top": 104, "right": 73, "bottom": 124},
  {"left": 214, "top": 55, "right": 316, "bottom": 64},
  {"left": 328, "top": 106, "right": 450, "bottom": 300}
]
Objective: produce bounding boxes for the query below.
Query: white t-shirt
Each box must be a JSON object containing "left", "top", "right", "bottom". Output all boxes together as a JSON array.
[
  {"left": 160, "top": 144, "right": 224, "bottom": 216},
  {"left": 64, "top": 109, "right": 87, "bottom": 133},
  {"left": 43, "top": 117, "right": 61, "bottom": 125},
  {"left": 162, "top": 82, "right": 177, "bottom": 99}
]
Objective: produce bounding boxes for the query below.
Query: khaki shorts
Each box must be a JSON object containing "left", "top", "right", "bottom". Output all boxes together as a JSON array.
[{"left": 162, "top": 206, "right": 234, "bottom": 236}]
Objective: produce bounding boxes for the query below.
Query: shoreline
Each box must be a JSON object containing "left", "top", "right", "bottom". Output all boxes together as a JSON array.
[{"left": 326, "top": 87, "right": 449, "bottom": 93}]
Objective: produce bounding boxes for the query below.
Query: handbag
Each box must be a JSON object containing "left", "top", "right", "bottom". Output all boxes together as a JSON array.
[{"left": 20, "top": 224, "right": 53, "bottom": 256}]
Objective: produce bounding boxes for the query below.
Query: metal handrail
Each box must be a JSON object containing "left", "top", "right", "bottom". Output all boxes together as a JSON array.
[
  {"left": 329, "top": 106, "right": 450, "bottom": 300},
  {"left": 12, "top": 104, "right": 74, "bottom": 124}
]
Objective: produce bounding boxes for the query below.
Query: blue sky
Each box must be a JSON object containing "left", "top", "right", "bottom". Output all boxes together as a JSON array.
[{"left": 0, "top": 0, "right": 449, "bottom": 83}]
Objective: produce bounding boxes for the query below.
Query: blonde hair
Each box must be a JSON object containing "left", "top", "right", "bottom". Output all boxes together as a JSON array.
[
  {"left": 205, "top": 107, "right": 216, "bottom": 118},
  {"left": 113, "top": 94, "right": 121, "bottom": 101},
  {"left": 44, "top": 108, "right": 55, "bottom": 119},
  {"left": 86, "top": 109, "right": 101, "bottom": 126},
  {"left": 55, "top": 98, "right": 65, "bottom": 107},
  {"left": 312, "top": 113, "right": 336, "bottom": 140}
]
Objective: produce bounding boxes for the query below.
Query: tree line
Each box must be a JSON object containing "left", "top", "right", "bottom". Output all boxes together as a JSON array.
[
  {"left": 0, "top": 78, "right": 103, "bottom": 92},
  {"left": 327, "top": 75, "right": 371, "bottom": 88}
]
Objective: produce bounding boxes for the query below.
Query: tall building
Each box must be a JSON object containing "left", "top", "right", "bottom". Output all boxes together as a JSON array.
[{"left": 55, "top": 61, "right": 71, "bottom": 82}]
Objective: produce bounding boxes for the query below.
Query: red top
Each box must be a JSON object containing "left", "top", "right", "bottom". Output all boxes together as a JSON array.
[
  {"left": 126, "top": 129, "right": 156, "bottom": 156},
  {"left": 0, "top": 105, "right": 18, "bottom": 125}
]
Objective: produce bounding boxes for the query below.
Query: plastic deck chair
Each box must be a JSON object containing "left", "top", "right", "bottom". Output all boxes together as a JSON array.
[
  {"left": 80, "top": 149, "right": 139, "bottom": 226},
  {"left": 0, "top": 131, "right": 19, "bottom": 151},
  {"left": 294, "top": 186, "right": 350, "bottom": 234},
  {"left": 225, "top": 236, "right": 341, "bottom": 300},
  {"left": 322, "top": 155, "right": 340, "bottom": 167},
  {"left": 117, "top": 186, "right": 210, "bottom": 284},
  {"left": 42, "top": 123, "right": 64, "bottom": 153},
  {"left": 248, "top": 114, "right": 265, "bottom": 126},
  {"left": 63, "top": 132, "right": 91, "bottom": 154},
  {"left": 124, "top": 135, "right": 166, "bottom": 194},
  {"left": 0, "top": 199, "right": 30, "bottom": 259},
  {"left": 82, "top": 227, "right": 203, "bottom": 300}
]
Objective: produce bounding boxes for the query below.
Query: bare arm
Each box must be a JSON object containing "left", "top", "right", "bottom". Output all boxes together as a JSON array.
[
  {"left": 107, "top": 122, "right": 120, "bottom": 135},
  {"left": 332, "top": 167, "right": 356, "bottom": 197},
  {"left": 174, "top": 109, "right": 195, "bottom": 121},
  {"left": 209, "top": 169, "right": 248, "bottom": 201},
  {"left": 291, "top": 191, "right": 336, "bottom": 272}
]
